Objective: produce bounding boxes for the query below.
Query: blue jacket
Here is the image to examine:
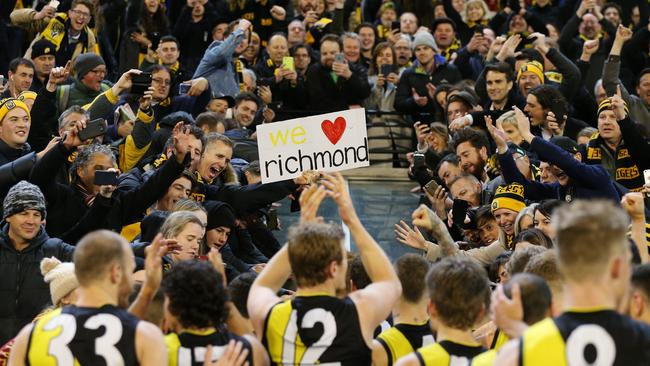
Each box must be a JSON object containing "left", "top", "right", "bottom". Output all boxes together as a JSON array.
[
  {"left": 192, "top": 29, "right": 245, "bottom": 98},
  {"left": 498, "top": 136, "right": 620, "bottom": 203}
]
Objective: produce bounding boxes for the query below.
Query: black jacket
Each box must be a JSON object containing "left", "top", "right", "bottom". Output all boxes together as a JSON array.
[
  {"left": 0, "top": 225, "right": 74, "bottom": 344},
  {"left": 0, "top": 139, "right": 30, "bottom": 167},
  {"left": 305, "top": 61, "right": 371, "bottom": 113},
  {"left": 30, "top": 142, "right": 187, "bottom": 242}
]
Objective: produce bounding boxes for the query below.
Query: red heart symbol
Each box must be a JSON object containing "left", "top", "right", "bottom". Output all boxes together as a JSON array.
[{"left": 321, "top": 117, "right": 346, "bottom": 145}]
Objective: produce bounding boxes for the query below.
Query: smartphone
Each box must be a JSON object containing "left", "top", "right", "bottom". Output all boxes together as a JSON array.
[
  {"left": 179, "top": 83, "right": 191, "bottom": 94},
  {"left": 413, "top": 152, "right": 425, "bottom": 168},
  {"left": 391, "top": 21, "right": 401, "bottom": 31},
  {"left": 48, "top": 0, "right": 59, "bottom": 8},
  {"left": 334, "top": 53, "right": 346, "bottom": 63},
  {"left": 94, "top": 170, "right": 119, "bottom": 186},
  {"left": 267, "top": 209, "right": 279, "bottom": 230},
  {"left": 380, "top": 64, "right": 395, "bottom": 76},
  {"left": 149, "top": 32, "right": 161, "bottom": 51},
  {"left": 282, "top": 56, "right": 295, "bottom": 71},
  {"left": 550, "top": 102, "right": 566, "bottom": 125},
  {"left": 474, "top": 24, "right": 484, "bottom": 35},
  {"left": 644, "top": 169, "right": 650, "bottom": 197},
  {"left": 424, "top": 179, "right": 439, "bottom": 196},
  {"left": 452, "top": 199, "right": 470, "bottom": 226},
  {"left": 78, "top": 118, "right": 107, "bottom": 141},
  {"left": 130, "top": 72, "right": 152, "bottom": 96}
]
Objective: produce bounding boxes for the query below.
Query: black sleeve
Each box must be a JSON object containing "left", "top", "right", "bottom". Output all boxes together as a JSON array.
[
  {"left": 342, "top": 63, "right": 371, "bottom": 101},
  {"left": 206, "top": 180, "right": 298, "bottom": 214},
  {"left": 618, "top": 116, "right": 650, "bottom": 169},
  {"left": 545, "top": 48, "right": 581, "bottom": 101},
  {"left": 558, "top": 14, "right": 580, "bottom": 59},
  {"left": 29, "top": 143, "right": 73, "bottom": 207},
  {"left": 60, "top": 194, "right": 113, "bottom": 244},
  {"left": 172, "top": 5, "right": 193, "bottom": 40},
  {"left": 0, "top": 152, "right": 37, "bottom": 196},
  {"left": 27, "top": 89, "right": 57, "bottom": 152}
]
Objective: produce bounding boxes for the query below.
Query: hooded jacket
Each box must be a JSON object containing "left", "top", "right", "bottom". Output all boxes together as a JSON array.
[{"left": 0, "top": 225, "right": 74, "bottom": 344}]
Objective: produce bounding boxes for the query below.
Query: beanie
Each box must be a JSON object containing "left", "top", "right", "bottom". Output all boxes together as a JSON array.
[
  {"left": 204, "top": 201, "right": 237, "bottom": 231},
  {"left": 140, "top": 211, "right": 170, "bottom": 243},
  {"left": 412, "top": 31, "right": 438, "bottom": 52},
  {"left": 550, "top": 136, "right": 579, "bottom": 154},
  {"left": 3, "top": 181, "right": 46, "bottom": 220},
  {"left": 31, "top": 39, "right": 57, "bottom": 59},
  {"left": 0, "top": 98, "right": 31, "bottom": 124},
  {"left": 41, "top": 257, "right": 79, "bottom": 306},
  {"left": 491, "top": 183, "right": 526, "bottom": 213},
  {"left": 597, "top": 98, "right": 628, "bottom": 117},
  {"left": 517, "top": 61, "right": 544, "bottom": 84},
  {"left": 18, "top": 91, "right": 37, "bottom": 103},
  {"left": 73, "top": 53, "right": 105, "bottom": 79}
]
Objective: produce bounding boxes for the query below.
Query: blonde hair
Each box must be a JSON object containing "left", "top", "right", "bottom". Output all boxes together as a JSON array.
[
  {"left": 462, "top": 0, "right": 490, "bottom": 23},
  {"left": 498, "top": 110, "right": 518, "bottom": 128}
]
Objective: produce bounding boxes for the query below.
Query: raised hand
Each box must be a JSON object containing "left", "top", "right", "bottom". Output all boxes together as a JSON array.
[
  {"left": 414, "top": 121, "right": 431, "bottom": 146},
  {"left": 142, "top": 234, "right": 171, "bottom": 293},
  {"left": 299, "top": 184, "right": 327, "bottom": 223},
  {"left": 411, "top": 204, "right": 434, "bottom": 231},
  {"left": 394, "top": 220, "right": 427, "bottom": 250},
  {"left": 496, "top": 34, "right": 522, "bottom": 61},
  {"left": 188, "top": 77, "right": 209, "bottom": 97},
  {"left": 138, "top": 86, "right": 155, "bottom": 111},
  {"left": 172, "top": 122, "right": 192, "bottom": 163},
  {"left": 485, "top": 115, "right": 508, "bottom": 153},
  {"left": 545, "top": 112, "right": 562, "bottom": 135},
  {"left": 615, "top": 24, "right": 633, "bottom": 43},
  {"left": 112, "top": 69, "right": 143, "bottom": 96},
  {"left": 581, "top": 39, "right": 599, "bottom": 60},
  {"left": 270, "top": 5, "right": 286, "bottom": 20},
  {"left": 321, "top": 172, "right": 357, "bottom": 225},
  {"left": 621, "top": 192, "right": 645, "bottom": 221},
  {"left": 46, "top": 61, "right": 72, "bottom": 92},
  {"left": 513, "top": 106, "right": 534, "bottom": 143},
  {"left": 293, "top": 170, "right": 320, "bottom": 185},
  {"left": 61, "top": 118, "right": 87, "bottom": 149},
  {"left": 610, "top": 85, "right": 627, "bottom": 121}
]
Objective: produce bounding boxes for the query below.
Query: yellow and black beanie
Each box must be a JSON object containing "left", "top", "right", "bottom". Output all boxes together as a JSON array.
[
  {"left": 597, "top": 98, "right": 629, "bottom": 117},
  {"left": 517, "top": 61, "right": 544, "bottom": 84},
  {"left": 491, "top": 183, "right": 526, "bottom": 213},
  {"left": 0, "top": 98, "right": 31, "bottom": 123}
]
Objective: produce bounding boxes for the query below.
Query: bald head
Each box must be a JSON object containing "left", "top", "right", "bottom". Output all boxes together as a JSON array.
[
  {"left": 74, "top": 230, "right": 131, "bottom": 286},
  {"left": 268, "top": 34, "right": 289, "bottom": 64}
]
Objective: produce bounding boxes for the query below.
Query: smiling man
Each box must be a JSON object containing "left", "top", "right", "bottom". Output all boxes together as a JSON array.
[
  {"left": 56, "top": 53, "right": 111, "bottom": 113},
  {"left": 0, "top": 98, "right": 32, "bottom": 165}
]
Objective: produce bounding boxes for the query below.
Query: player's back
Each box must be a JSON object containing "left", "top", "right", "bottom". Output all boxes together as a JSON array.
[
  {"left": 263, "top": 295, "right": 371, "bottom": 366},
  {"left": 377, "top": 321, "right": 435, "bottom": 365},
  {"left": 166, "top": 328, "right": 253, "bottom": 366},
  {"left": 521, "top": 310, "right": 650, "bottom": 366},
  {"left": 27, "top": 305, "right": 140, "bottom": 366},
  {"left": 415, "top": 340, "right": 486, "bottom": 366}
]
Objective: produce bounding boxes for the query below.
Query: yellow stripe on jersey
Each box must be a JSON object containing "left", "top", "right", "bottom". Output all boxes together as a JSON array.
[
  {"left": 27, "top": 308, "right": 80, "bottom": 366},
  {"left": 416, "top": 343, "right": 451, "bottom": 365},
  {"left": 265, "top": 300, "right": 309, "bottom": 364},
  {"left": 165, "top": 333, "right": 181, "bottom": 366},
  {"left": 521, "top": 318, "right": 567, "bottom": 366},
  {"left": 471, "top": 349, "right": 496, "bottom": 366},
  {"left": 377, "top": 326, "right": 414, "bottom": 363}
]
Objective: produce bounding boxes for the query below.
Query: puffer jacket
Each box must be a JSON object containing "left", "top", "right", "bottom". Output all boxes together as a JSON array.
[{"left": 0, "top": 225, "right": 74, "bottom": 344}]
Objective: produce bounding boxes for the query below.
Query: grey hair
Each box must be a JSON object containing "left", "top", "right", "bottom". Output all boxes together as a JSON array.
[
  {"left": 242, "top": 68, "right": 256, "bottom": 85},
  {"left": 340, "top": 32, "right": 361, "bottom": 46},
  {"left": 515, "top": 203, "right": 538, "bottom": 236},
  {"left": 593, "top": 79, "right": 603, "bottom": 97},
  {"left": 58, "top": 105, "right": 89, "bottom": 130}
]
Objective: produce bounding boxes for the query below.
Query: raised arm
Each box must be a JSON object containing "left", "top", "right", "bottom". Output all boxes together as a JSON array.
[
  {"left": 603, "top": 25, "right": 633, "bottom": 101},
  {"left": 322, "top": 173, "right": 401, "bottom": 344}
]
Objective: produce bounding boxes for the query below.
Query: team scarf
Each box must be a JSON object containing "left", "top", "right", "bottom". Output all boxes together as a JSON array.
[{"left": 439, "top": 38, "right": 461, "bottom": 62}]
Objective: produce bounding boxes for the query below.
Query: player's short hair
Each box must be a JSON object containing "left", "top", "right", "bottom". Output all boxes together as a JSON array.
[
  {"left": 74, "top": 230, "right": 129, "bottom": 286},
  {"left": 395, "top": 254, "right": 429, "bottom": 303},
  {"left": 162, "top": 260, "right": 229, "bottom": 328},
  {"left": 228, "top": 272, "right": 258, "bottom": 318},
  {"left": 288, "top": 223, "right": 345, "bottom": 287},
  {"left": 427, "top": 257, "right": 490, "bottom": 330},
  {"left": 504, "top": 273, "right": 552, "bottom": 325},
  {"left": 348, "top": 254, "right": 370, "bottom": 290},
  {"left": 506, "top": 245, "right": 548, "bottom": 276},
  {"left": 552, "top": 200, "right": 628, "bottom": 280},
  {"left": 524, "top": 250, "right": 563, "bottom": 293},
  {"left": 631, "top": 264, "right": 650, "bottom": 300}
]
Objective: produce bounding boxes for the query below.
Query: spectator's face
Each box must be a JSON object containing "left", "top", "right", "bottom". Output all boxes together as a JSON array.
[
  {"left": 9, "top": 65, "right": 34, "bottom": 94},
  {"left": 288, "top": 21, "right": 306, "bottom": 45},
  {"left": 294, "top": 47, "right": 311, "bottom": 71},
  {"left": 414, "top": 45, "right": 434, "bottom": 66},
  {"left": 493, "top": 208, "right": 517, "bottom": 235},
  {"left": 144, "top": 0, "right": 159, "bottom": 13},
  {"left": 437, "top": 161, "right": 462, "bottom": 186},
  {"left": 394, "top": 39, "right": 412, "bottom": 66},
  {"left": 158, "top": 176, "right": 192, "bottom": 211},
  {"left": 631, "top": 6, "right": 640, "bottom": 26},
  {"left": 449, "top": 178, "right": 481, "bottom": 207},
  {"left": 157, "top": 41, "right": 180, "bottom": 66},
  {"left": 58, "top": 111, "right": 88, "bottom": 136},
  {"left": 451, "top": 0, "right": 464, "bottom": 13},
  {"left": 358, "top": 27, "right": 375, "bottom": 51},
  {"left": 485, "top": 70, "right": 512, "bottom": 104},
  {"left": 191, "top": 1, "right": 205, "bottom": 18},
  {"left": 33, "top": 55, "right": 55, "bottom": 78},
  {"left": 539, "top": 161, "right": 557, "bottom": 183},
  {"left": 343, "top": 38, "right": 361, "bottom": 63},
  {"left": 579, "top": 14, "right": 601, "bottom": 39},
  {"left": 456, "top": 142, "right": 487, "bottom": 178},
  {"left": 597, "top": 110, "right": 621, "bottom": 143},
  {"left": 594, "top": 83, "right": 607, "bottom": 105},
  {"left": 509, "top": 14, "right": 527, "bottom": 34},
  {"left": 518, "top": 72, "right": 541, "bottom": 98},
  {"left": 243, "top": 72, "right": 256, "bottom": 92},
  {"left": 637, "top": 73, "right": 650, "bottom": 106},
  {"left": 68, "top": 4, "right": 91, "bottom": 32},
  {"left": 380, "top": 9, "right": 396, "bottom": 24},
  {"left": 320, "top": 40, "right": 340, "bottom": 68},
  {"left": 268, "top": 35, "right": 289, "bottom": 64},
  {"left": 6, "top": 209, "right": 43, "bottom": 242},
  {"left": 0, "top": 107, "right": 30, "bottom": 148},
  {"left": 243, "top": 33, "right": 261, "bottom": 61},
  {"left": 446, "top": 101, "right": 468, "bottom": 122},
  {"left": 77, "top": 152, "right": 115, "bottom": 194},
  {"left": 198, "top": 141, "right": 232, "bottom": 181},
  {"left": 234, "top": 100, "right": 258, "bottom": 126},
  {"left": 400, "top": 13, "right": 417, "bottom": 34},
  {"left": 171, "top": 222, "right": 204, "bottom": 262},
  {"left": 478, "top": 218, "right": 498, "bottom": 244},
  {"left": 207, "top": 99, "right": 229, "bottom": 114},
  {"left": 434, "top": 5, "right": 446, "bottom": 18},
  {"left": 524, "top": 94, "right": 545, "bottom": 126},
  {"left": 502, "top": 123, "right": 523, "bottom": 145},
  {"left": 533, "top": 210, "right": 554, "bottom": 239},
  {"left": 151, "top": 69, "right": 171, "bottom": 100},
  {"left": 212, "top": 23, "right": 228, "bottom": 41},
  {"left": 187, "top": 135, "right": 203, "bottom": 173},
  {"left": 466, "top": 2, "right": 484, "bottom": 22},
  {"left": 206, "top": 227, "right": 232, "bottom": 249},
  {"left": 375, "top": 46, "right": 394, "bottom": 67},
  {"left": 603, "top": 7, "right": 620, "bottom": 27},
  {"left": 434, "top": 24, "right": 455, "bottom": 49},
  {"left": 81, "top": 65, "right": 106, "bottom": 92},
  {"left": 234, "top": 29, "right": 250, "bottom": 55},
  {"left": 299, "top": 0, "right": 319, "bottom": 13}
]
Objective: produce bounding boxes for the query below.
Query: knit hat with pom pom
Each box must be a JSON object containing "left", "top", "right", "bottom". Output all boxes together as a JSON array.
[{"left": 40, "top": 257, "right": 79, "bottom": 306}]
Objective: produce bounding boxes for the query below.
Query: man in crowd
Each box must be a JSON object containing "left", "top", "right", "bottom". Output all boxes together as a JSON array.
[
  {"left": 27, "top": 40, "right": 56, "bottom": 93},
  {"left": 56, "top": 53, "right": 110, "bottom": 112},
  {"left": 1, "top": 59, "right": 34, "bottom": 99}
]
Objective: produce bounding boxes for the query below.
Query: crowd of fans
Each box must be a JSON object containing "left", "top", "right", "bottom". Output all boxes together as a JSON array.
[{"left": 0, "top": 0, "right": 649, "bottom": 364}]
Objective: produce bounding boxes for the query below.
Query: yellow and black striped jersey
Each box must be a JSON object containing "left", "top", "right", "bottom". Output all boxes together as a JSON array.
[
  {"left": 415, "top": 340, "right": 486, "bottom": 366},
  {"left": 26, "top": 305, "right": 139, "bottom": 366},
  {"left": 521, "top": 310, "right": 650, "bottom": 365},
  {"left": 376, "top": 321, "right": 434, "bottom": 366},
  {"left": 165, "top": 328, "right": 253, "bottom": 366},
  {"left": 263, "top": 295, "right": 371, "bottom": 365},
  {"left": 489, "top": 328, "right": 509, "bottom": 350}
]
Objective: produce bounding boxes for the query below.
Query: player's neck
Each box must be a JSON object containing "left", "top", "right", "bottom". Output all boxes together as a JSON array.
[
  {"left": 435, "top": 324, "right": 479, "bottom": 346},
  {"left": 562, "top": 280, "right": 617, "bottom": 312},
  {"left": 74, "top": 286, "right": 119, "bottom": 308},
  {"left": 392, "top": 299, "right": 429, "bottom": 325},
  {"left": 296, "top": 282, "right": 336, "bottom": 297}
]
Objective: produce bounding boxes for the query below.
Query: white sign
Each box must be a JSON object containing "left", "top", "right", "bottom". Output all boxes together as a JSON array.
[{"left": 257, "top": 108, "right": 370, "bottom": 184}]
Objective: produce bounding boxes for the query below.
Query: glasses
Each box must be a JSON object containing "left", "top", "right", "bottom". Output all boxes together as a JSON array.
[
  {"left": 70, "top": 9, "right": 91, "bottom": 19},
  {"left": 152, "top": 78, "right": 171, "bottom": 86}
]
